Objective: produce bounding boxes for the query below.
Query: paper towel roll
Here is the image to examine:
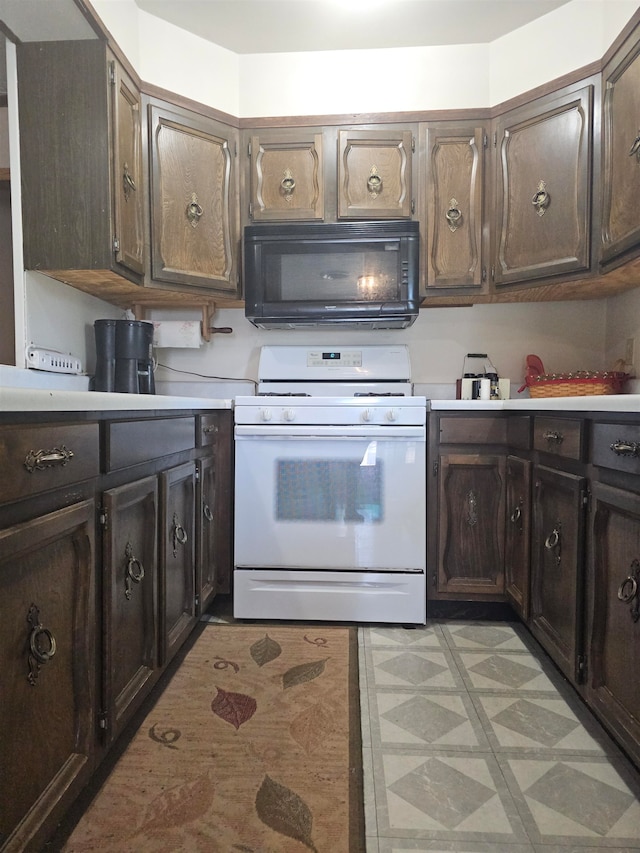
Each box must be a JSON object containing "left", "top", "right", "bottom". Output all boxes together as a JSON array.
[{"left": 152, "top": 321, "right": 202, "bottom": 348}]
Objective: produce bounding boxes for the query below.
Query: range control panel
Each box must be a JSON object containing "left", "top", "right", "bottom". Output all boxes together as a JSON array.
[{"left": 307, "top": 350, "right": 362, "bottom": 368}]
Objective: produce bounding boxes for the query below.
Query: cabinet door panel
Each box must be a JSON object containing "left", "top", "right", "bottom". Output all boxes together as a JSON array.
[
  {"left": 250, "top": 132, "right": 324, "bottom": 220},
  {"left": 338, "top": 129, "right": 413, "bottom": 218},
  {"left": 602, "top": 36, "right": 640, "bottom": 265},
  {"left": 494, "top": 86, "right": 592, "bottom": 286},
  {"left": 160, "top": 462, "right": 196, "bottom": 665},
  {"left": 437, "top": 453, "right": 505, "bottom": 596},
  {"left": 589, "top": 482, "right": 640, "bottom": 767},
  {"left": 0, "top": 501, "right": 95, "bottom": 850},
  {"left": 424, "top": 125, "right": 484, "bottom": 289},
  {"left": 196, "top": 455, "right": 217, "bottom": 614},
  {"left": 505, "top": 455, "right": 531, "bottom": 620},
  {"left": 531, "top": 465, "right": 586, "bottom": 683},
  {"left": 110, "top": 55, "right": 144, "bottom": 275},
  {"left": 102, "top": 477, "right": 158, "bottom": 745},
  {"left": 150, "top": 104, "right": 237, "bottom": 293}
]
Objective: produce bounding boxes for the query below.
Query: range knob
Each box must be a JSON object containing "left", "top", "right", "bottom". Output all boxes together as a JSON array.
[
  {"left": 361, "top": 408, "right": 373, "bottom": 423},
  {"left": 283, "top": 408, "right": 296, "bottom": 422},
  {"left": 260, "top": 408, "right": 272, "bottom": 422},
  {"left": 386, "top": 408, "right": 399, "bottom": 422}
]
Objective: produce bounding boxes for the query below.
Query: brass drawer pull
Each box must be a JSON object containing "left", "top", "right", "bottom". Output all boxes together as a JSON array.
[
  {"left": 123, "top": 162, "right": 136, "bottom": 200},
  {"left": 124, "top": 542, "right": 145, "bottom": 600},
  {"left": 532, "top": 180, "right": 550, "bottom": 216},
  {"left": 172, "top": 513, "right": 188, "bottom": 557},
  {"left": 466, "top": 489, "right": 478, "bottom": 526},
  {"left": 610, "top": 440, "right": 640, "bottom": 458},
  {"left": 202, "top": 425, "right": 219, "bottom": 435},
  {"left": 544, "top": 524, "right": 562, "bottom": 566},
  {"left": 203, "top": 503, "right": 214, "bottom": 522},
  {"left": 186, "top": 193, "right": 204, "bottom": 227},
  {"left": 543, "top": 430, "right": 564, "bottom": 444},
  {"left": 27, "top": 604, "right": 57, "bottom": 686},
  {"left": 24, "top": 445, "right": 74, "bottom": 473},
  {"left": 280, "top": 169, "right": 296, "bottom": 197},
  {"left": 617, "top": 559, "right": 640, "bottom": 622},
  {"left": 445, "top": 199, "right": 462, "bottom": 232},
  {"left": 367, "top": 167, "right": 382, "bottom": 197},
  {"left": 629, "top": 132, "right": 640, "bottom": 160}
]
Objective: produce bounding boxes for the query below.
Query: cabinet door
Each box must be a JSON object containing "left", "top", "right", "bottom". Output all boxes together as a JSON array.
[
  {"left": 109, "top": 54, "right": 144, "bottom": 276},
  {"left": 0, "top": 501, "right": 95, "bottom": 851},
  {"left": 493, "top": 85, "right": 592, "bottom": 286},
  {"left": 149, "top": 102, "right": 238, "bottom": 294},
  {"left": 249, "top": 131, "right": 324, "bottom": 220},
  {"left": 602, "top": 31, "right": 640, "bottom": 266},
  {"left": 505, "top": 454, "right": 531, "bottom": 620},
  {"left": 338, "top": 128, "right": 413, "bottom": 218},
  {"left": 423, "top": 124, "right": 485, "bottom": 289},
  {"left": 530, "top": 465, "right": 586, "bottom": 684},
  {"left": 102, "top": 476, "right": 158, "bottom": 746},
  {"left": 589, "top": 482, "right": 640, "bottom": 768},
  {"left": 159, "top": 461, "right": 196, "bottom": 665},
  {"left": 437, "top": 453, "right": 505, "bottom": 596},
  {"left": 196, "top": 454, "right": 217, "bottom": 615}
]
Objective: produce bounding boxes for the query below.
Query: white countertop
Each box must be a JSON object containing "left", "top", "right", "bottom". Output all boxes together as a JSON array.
[
  {"left": 429, "top": 394, "right": 640, "bottom": 413},
  {"left": 0, "top": 386, "right": 233, "bottom": 412}
]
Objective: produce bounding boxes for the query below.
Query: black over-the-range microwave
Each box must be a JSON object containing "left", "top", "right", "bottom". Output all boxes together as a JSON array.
[{"left": 243, "top": 220, "right": 420, "bottom": 329}]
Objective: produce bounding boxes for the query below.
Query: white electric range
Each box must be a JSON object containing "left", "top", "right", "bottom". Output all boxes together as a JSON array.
[{"left": 233, "top": 345, "right": 426, "bottom": 624}]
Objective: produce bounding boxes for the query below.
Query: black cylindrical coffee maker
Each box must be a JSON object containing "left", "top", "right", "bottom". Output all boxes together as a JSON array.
[{"left": 93, "top": 319, "right": 155, "bottom": 394}]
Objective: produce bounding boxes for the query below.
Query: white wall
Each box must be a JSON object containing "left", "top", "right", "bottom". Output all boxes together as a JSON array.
[
  {"left": 151, "top": 299, "right": 607, "bottom": 393},
  {"left": 604, "top": 287, "right": 640, "bottom": 371}
]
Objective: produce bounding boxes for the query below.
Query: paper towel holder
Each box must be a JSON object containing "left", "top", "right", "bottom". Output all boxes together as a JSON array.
[{"left": 131, "top": 300, "right": 231, "bottom": 342}]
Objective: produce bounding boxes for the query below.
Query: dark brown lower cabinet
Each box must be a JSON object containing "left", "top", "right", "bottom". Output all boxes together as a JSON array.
[
  {"left": 437, "top": 453, "right": 506, "bottom": 597},
  {"left": 102, "top": 476, "right": 158, "bottom": 746},
  {"left": 505, "top": 454, "right": 531, "bottom": 620},
  {"left": 588, "top": 482, "right": 640, "bottom": 768},
  {"left": 530, "top": 464, "right": 587, "bottom": 684},
  {"left": 0, "top": 501, "right": 95, "bottom": 852},
  {"left": 160, "top": 462, "right": 196, "bottom": 666}
]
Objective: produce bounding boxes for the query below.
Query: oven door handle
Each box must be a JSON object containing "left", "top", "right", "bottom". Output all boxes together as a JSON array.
[{"left": 234, "top": 425, "right": 425, "bottom": 439}]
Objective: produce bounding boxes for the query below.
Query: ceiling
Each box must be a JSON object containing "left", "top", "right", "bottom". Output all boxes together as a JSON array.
[{"left": 133, "top": 0, "right": 572, "bottom": 55}]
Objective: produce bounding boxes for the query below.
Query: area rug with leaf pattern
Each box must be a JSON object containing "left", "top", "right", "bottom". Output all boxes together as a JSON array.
[{"left": 64, "top": 624, "right": 364, "bottom": 853}]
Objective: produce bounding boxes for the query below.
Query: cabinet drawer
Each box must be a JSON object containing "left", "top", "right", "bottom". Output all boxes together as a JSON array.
[
  {"left": 0, "top": 423, "right": 99, "bottom": 505},
  {"left": 592, "top": 422, "right": 640, "bottom": 475},
  {"left": 197, "top": 413, "right": 225, "bottom": 448},
  {"left": 533, "top": 417, "right": 583, "bottom": 460},
  {"left": 105, "top": 417, "right": 195, "bottom": 471},
  {"left": 438, "top": 417, "right": 507, "bottom": 445}
]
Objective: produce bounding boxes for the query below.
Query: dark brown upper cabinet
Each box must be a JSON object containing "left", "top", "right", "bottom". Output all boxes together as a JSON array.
[
  {"left": 422, "top": 123, "right": 485, "bottom": 290},
  {"left": 148, "top": 101, "right": 238, "bottom": 295},
  {"left": 337, "top": 128, "right": 414, "bottom": 219},
  {"left": 248, "top": 130, "right": 324, "bottom": 221},
  {"left": 18, "top": 41, "right": 145, "bottom": 284},
  {"left": 601, "top": 24, "right": 640, "bottom": 268},
  {"left": 492, "top": 84, "right": 593, "bottom": 287}
]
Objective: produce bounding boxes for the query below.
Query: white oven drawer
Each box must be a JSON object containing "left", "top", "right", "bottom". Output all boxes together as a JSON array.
[{"left": 234, "top": 570, "right": 426, "bottom": 624}]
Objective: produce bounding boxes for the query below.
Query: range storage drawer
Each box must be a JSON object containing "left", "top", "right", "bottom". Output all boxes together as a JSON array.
[
  {"left": 592, "top": 422, "right": 640, "bottom": 475},
  {"left": 0, "top": 423, "right": 100, "bottom": 505},
  {"left": 105, "top": 417, "right": 195, "bottom": 471},
  {"left": 533, "top": 416, "right": 583, "bottom": 460},
  {"left": 438, "top": 416, "right": 508, "bottom": 445}
]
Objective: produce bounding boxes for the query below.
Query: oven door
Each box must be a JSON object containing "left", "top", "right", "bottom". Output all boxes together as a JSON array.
[{"left": 234, "top": 424, "right": 425, "bottom": 571}]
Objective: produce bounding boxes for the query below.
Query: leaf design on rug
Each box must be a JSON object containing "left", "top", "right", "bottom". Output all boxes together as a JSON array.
[
  {"left": 282, "top": 658, "right": 328, "bottom": 690},
  {"left": 289, "top": 702, "right": 335, "bottom": 754},
  {"left": 138, "top": 772, "right": 215, "bottom": 832},
  {"left": 148, "top": 723, "right": 181, "bottom": 749},
  {"left": 250, "top": 633, "right": 282, "bottom": 667},
  {"left": 211, "top": 686, "right": 257, "bottom": 729},
  {"left": 255, "top": 774, "right": 317, "bottom": 852}
]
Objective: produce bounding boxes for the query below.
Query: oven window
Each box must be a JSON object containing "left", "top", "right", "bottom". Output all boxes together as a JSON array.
[{"left": 276, "top": 458, "right": 383, "bottom": 523}]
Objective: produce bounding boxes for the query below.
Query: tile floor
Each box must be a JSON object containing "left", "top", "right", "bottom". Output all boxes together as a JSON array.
[{"left": 358, "top": 620, "right": 640, "bottom": 853}]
